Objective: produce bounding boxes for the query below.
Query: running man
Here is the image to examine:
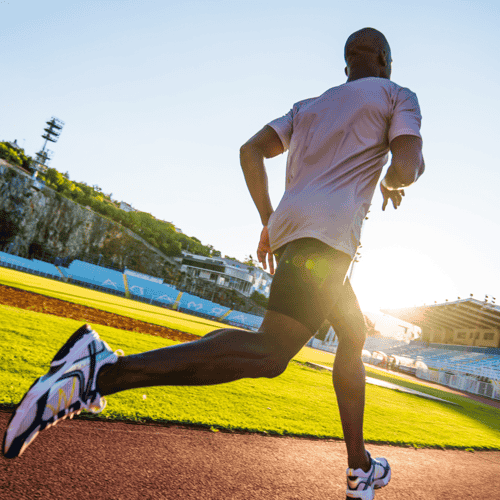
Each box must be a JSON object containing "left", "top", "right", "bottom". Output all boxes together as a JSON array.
[{"left": 3, "top": 27, "right": 424, "bottom": 500}]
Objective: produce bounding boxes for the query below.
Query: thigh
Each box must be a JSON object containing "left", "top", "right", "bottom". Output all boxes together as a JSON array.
[{"left": 267, "top": 238, "right": 352, "bottom": 333}]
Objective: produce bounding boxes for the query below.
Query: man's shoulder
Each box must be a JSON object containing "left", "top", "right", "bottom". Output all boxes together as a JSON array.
[
  {"left": 348, "top": 77, "right": 417, "bottom": 95},
  {"left": 289, "top": 79, "right": 419, "bottom": 115},
  {"left": 387, "top": 79, "right": 419, "bottom": 98},
  {"left": 291, "top": 96, "right": 319, "bottom": 112},
  {"left": 290, "top": 83, "right": 348, "bottom": 112}
]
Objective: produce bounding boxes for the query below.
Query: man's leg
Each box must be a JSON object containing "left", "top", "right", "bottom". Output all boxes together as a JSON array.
[
  {"left": 3, "top": 237, "right": 345, "bottom": 460},
  {"left": 97, "top": 310, "right": 312, "bottom": 395},
  {"left": 327, "top": 278, "right": 370, "bottom": 472},
  {"left": 98, "top": 237, "right": 343, "bottom": 396},
  {"left": 2, "top": 308, "right": 312, "bottom": 459}
]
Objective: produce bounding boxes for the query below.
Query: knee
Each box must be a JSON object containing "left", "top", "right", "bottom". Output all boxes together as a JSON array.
[
  {"left": 336, "top": 314, "right": 367, "bottom": 354},
  {"left": 252, "top": 352, "right": 290, "bottom": 379}
]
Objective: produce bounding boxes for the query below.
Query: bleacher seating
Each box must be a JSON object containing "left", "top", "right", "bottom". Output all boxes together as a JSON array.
[
  {"left": 126, "top": 275, "right": 179, "bottom": 305},
  {"left": 32, "top": 259, "right": 62, "bottom": 277},
  {"left": 65, "top": 260, "right": 126, "bottom": 293},
  {"left": 0, "top": 252, "right": 265, "bottom": 330},
  {"left": 178, "top": 292, "right": 230, "bottom": 319},
  {"left": 363, "top": 337, "right": 409, "bottom": 353},
  {"left": 225, "top": 310, "right": 263, "bottom": 330},
  {"left": 379, "top": 342, "right": 500, "bottom": 379},
  {"left": 175, "top": 293, "right": 263, "bottom": 330},
  {"left": 0, "top": 251, "right": 61, "bottom": 278}
]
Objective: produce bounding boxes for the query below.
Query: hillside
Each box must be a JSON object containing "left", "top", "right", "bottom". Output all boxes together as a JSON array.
[{"left": 0, "top": 141, "right": 222, "bottom": 261}]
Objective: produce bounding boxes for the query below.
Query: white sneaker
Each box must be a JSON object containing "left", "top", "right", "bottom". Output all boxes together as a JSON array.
[
  {"left": 346, "top": 451, "right": 391, "bottom": 499},
  {"left": 2, "top": 324, "right": 120, "bottom": 459}
]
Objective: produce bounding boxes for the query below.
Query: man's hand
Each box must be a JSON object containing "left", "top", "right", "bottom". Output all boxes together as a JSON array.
[
  {"left": 257, "top": 226, "right": 276, "bottom": 275},
  {"left": 381, "top": 182, "right": 404, "bottom": 211}
]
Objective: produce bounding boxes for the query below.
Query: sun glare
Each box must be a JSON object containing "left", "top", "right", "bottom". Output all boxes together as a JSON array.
[{"left": 352, "top": 246, "right": 459, "bottom": 313}]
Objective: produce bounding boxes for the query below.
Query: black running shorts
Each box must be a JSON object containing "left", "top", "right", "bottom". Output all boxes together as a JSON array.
[{"left": 267, "top": 238, "right": 353, "bottom": 333}]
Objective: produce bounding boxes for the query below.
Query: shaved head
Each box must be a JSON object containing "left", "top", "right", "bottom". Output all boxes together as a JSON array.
[
  {"left": 344, "top": 28, "right": 391, "bottom": 63},
  {"left": 344, "top": 28, "right": 392, "bottom": 80}
]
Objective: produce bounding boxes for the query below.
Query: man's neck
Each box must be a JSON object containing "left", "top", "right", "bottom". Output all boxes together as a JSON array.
[{"left": 347, "top": 66, "right": 387, "bottom": 82}]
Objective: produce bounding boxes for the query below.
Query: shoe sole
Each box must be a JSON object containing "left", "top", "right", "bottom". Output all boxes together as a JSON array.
[{"left": 346, "top": 489, "right": 375, "bottom": 500}]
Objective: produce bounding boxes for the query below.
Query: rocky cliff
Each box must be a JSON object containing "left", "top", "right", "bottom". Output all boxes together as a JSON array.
[{"left": 0, "top": 161, "right": 175, "bottom": 279}]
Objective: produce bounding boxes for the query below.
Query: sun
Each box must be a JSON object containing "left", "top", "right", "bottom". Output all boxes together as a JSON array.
[{"left": 351, "top": 246, "right": 459, "bottom": 313}]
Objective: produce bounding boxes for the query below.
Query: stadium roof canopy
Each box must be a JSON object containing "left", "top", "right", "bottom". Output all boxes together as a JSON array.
[{"left": 382, "top": 298, "right": 500, "bottom": 331}]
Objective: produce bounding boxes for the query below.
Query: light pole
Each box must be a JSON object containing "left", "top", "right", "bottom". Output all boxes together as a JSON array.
[{"left": 32, "top": 117, "right": 64, "bottom": 174}]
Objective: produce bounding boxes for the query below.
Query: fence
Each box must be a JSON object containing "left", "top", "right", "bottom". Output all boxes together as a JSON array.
[
  {"left": 310, "top": 337, "right": 500, "bottom": 401},
  {"left": 416, "top": 367, "right": 500, "bottom": 400}
]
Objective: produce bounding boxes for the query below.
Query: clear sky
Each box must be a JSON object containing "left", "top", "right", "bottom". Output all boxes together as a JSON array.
[{"left": 1, "top": 0, "right": 499, "bottom": 315}]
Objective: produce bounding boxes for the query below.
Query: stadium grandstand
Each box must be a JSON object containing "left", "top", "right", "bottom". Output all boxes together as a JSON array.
[
  {"left": 381, "top": 299, "right": 500, "bottom": 399},
  {"left": 382, "top": 297, "right": 500, "bottom": 348},
  {"left": 0, "top": 250, "right": 265, "bottom": 332},
  {"left": 311, "top": 298, "right": 500, "bottom": 400},
  {"left": 0, "top": 251, "right": 62, "bottom": 279}
]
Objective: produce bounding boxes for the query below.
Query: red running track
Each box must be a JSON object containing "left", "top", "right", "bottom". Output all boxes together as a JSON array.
[{"left": 1, "top": 410, "right": 499, "bottom": 500}]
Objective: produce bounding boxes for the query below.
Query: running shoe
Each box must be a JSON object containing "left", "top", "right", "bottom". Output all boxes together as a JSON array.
[
  {"left": 345, "top": 451, "right": 391, "bottom": 500},
  {"left": 2, "top": 324, "right": 120, "bottom": 459}
]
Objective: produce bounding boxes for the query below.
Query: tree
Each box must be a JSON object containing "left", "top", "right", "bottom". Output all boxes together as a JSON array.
[
  {"left": 32, "top": 163, "right": 221, "bottom": 261},
  {"left": 0, "top": 142, "right": 34, "bottom": 171},
  {"left": 44, "top": 167, "right": 67, "bottom": 192},
  {"left": 243, "top": 254, "right": 257, "bottom": 267},
  {"left": 0, "top": 142, "right": 21, "bottom": 167},
  {"left": 250, "top": 290, "right": 268, "bottom": 308},
  {"left": 161, "top": 240, "right": 182, "bottom": 257}
]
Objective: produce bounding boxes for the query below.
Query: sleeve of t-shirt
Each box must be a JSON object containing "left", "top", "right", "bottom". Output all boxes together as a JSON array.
[
  {"left": 388, "top": 88, "right": 422, "bottom": 143},
  {"left": 267, "top": 108, "right": 294, "bottom": 152}
]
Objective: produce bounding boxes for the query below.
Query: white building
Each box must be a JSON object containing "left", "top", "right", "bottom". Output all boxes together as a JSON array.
[
  {"left": 180, "top": 253, "right": 252, "bottom": 296},
  {"left": 248, "top": 267, "right": 273, "bottom": 298},
  {"left": 119, "top": 201, "right": 136, "bottom": 212},
  {"left": 179, "top": 253, "right": 272, "bottom": 297}
]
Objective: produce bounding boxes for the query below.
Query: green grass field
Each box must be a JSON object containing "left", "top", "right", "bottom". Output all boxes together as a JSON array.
[
  {"left": 0, "top": 267, "right": 222, "bottom": 335},
  {"left": 1, "top": 267, "right": 499, "bottom": 449}
]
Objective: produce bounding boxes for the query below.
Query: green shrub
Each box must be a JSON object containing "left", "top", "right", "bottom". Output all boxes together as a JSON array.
[{"left": 0, "top": 142, "right": 33, "bottom": 170}]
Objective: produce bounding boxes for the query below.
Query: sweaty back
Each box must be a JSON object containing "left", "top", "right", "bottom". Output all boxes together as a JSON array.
[{"left": 267, "top": 77, "right": 421, "bottom": 257}]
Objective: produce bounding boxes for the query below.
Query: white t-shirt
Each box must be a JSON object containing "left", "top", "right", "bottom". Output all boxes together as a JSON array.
[{"left": 267, "top": 77, "right": 422, "bottom": 258}]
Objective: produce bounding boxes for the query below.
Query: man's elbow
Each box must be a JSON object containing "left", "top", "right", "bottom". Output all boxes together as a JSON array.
[
  {"left": 240, "top": 142, "right": 256, "bottom": 158},
  {"left": 240, "top": 142, "right": 265, "bottom": 167},
  {"left": 393, "top": 155, "right": 425, "bottom": 186},
  {"left": 418, "top": 157, "right": 425, "bottom": 178}
]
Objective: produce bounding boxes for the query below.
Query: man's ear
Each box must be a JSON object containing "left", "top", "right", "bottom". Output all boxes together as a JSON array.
[
  {"left": 379, "top": 51, "right": 389, "bottom": 67},
  {"left": 345, "top": 66, "right": 349, "bottom": 77}
]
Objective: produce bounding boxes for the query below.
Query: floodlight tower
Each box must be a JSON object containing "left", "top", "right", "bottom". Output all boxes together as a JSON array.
[{"left": 32, "top": 117, "right": 65, "bottom": 173}]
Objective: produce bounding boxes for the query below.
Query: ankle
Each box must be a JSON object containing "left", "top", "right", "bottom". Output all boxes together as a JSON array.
[
  {"left": 348, "top": 451, "right": 371, "bottom": 472},
  {"left": 97, "top": 358, "right": 122, "bottom": 396}
]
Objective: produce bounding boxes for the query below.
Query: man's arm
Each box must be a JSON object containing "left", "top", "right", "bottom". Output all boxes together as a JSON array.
[
  {"left": 383, "top": 135, "right": 424, "bottom": 189},
  {"left": 240, "top": 125, "right": 284, "bottom": 273},
  {"left": 381, "top": 135, "right": 424, "bottom": 210},
  {"left": 239, "top": 125, "right": 284, "bottom": 225}
]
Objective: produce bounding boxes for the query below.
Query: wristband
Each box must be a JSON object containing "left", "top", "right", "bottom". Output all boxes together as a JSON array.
[{"left": 381, "top": 177, "right": 389, "bottom": 189}]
